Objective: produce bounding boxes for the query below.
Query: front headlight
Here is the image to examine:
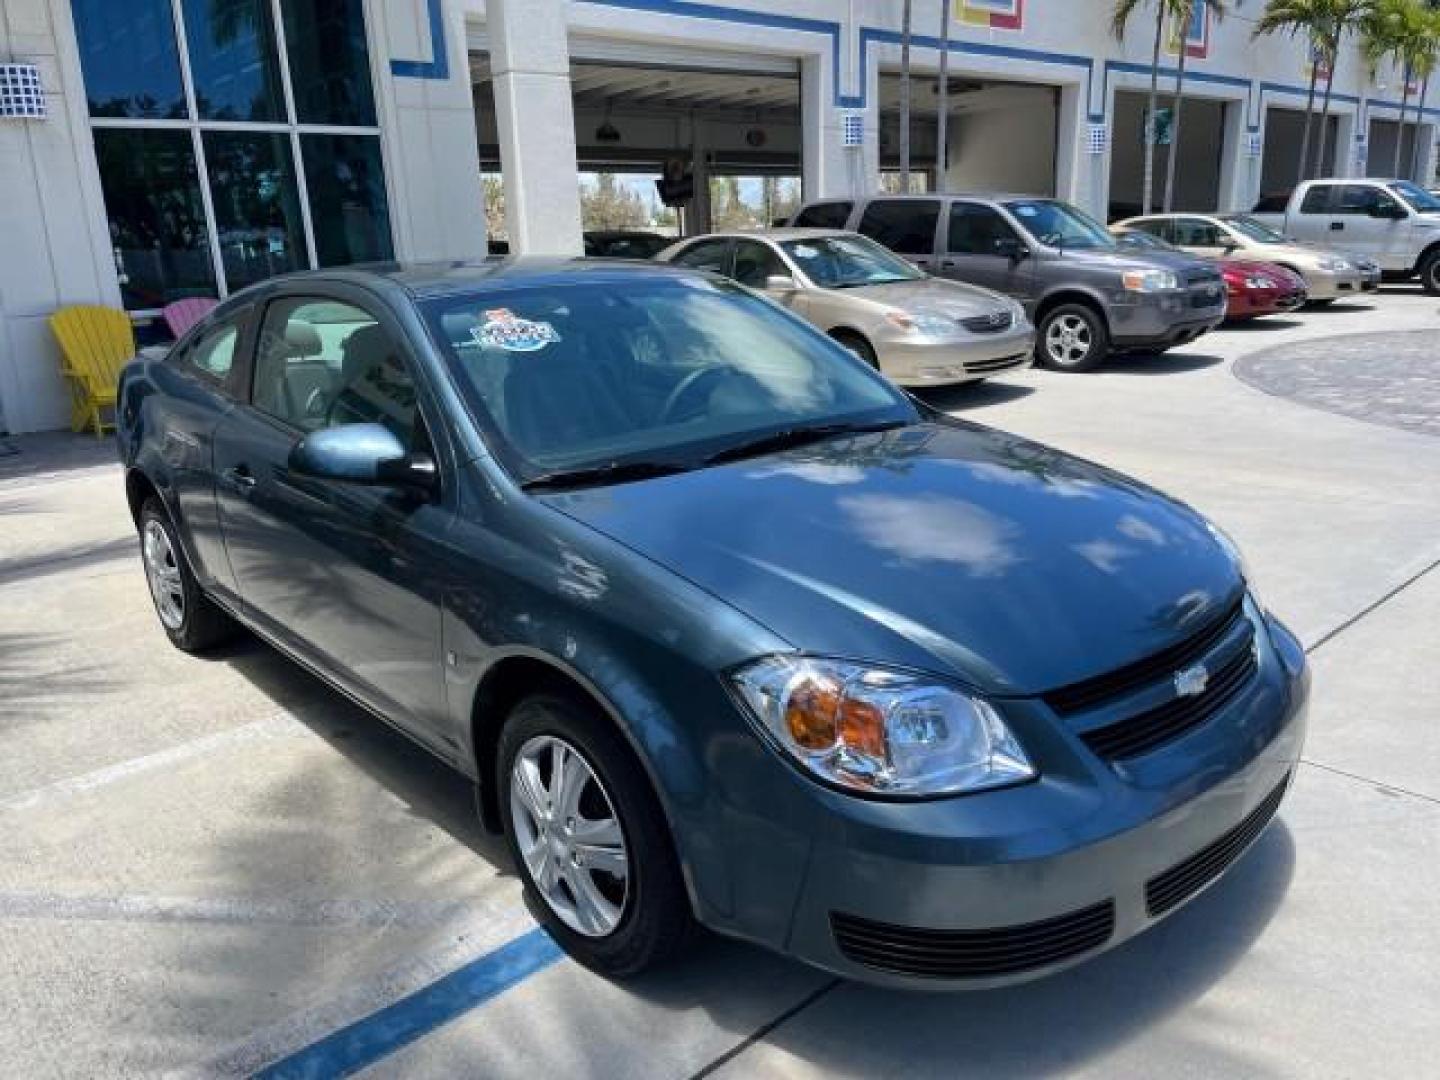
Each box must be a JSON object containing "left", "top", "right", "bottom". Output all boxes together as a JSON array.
[
  {"left": 1121, "top": 268, "right": 1180, "bottom": 293},
  {"left": 729, "top": 656, "right": 1035, "bottom": 797},
  {"left": 886, "top": 310, "right": 956, "bottom": 336},
  {"left": 1317, "top": 257, "right": 1351, "bottom": 272}
]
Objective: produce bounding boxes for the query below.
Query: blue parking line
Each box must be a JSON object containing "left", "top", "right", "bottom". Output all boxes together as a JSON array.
[{"left": 254, "top": 928, "right": 564, "bottom": 1079}]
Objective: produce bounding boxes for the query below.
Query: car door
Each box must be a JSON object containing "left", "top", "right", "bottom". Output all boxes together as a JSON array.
[
  {"left": 1171, "top": 217, "right": 1230, "bottom": 260},
  {"left": 212, "top": 287, "right": 454, "bottom": 748},
  {"left": 153, "top": 308, "right": 253, "bottom": 605},
  {"left": 1294, "top": 183, "right": 1339, "bottom": 247},
  {"left": 1334, "top": 184, "right": 1409, "bottom": 270},
  {"left": 854, "top": 198, "right": 943, "bottom": 273},
  {"left": 939, "top": 201, "right": 1034, "bottom": 299},
  {"left": 731, "top": 239, "right": 801, "bottom": 309}
]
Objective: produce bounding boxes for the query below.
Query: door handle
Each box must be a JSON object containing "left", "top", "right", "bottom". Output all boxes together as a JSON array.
[
  {"left": 1330, "top": 222, "right": 1344, "bottom": 231},
  {"left": 940, "top": 258, "right": 958, "bottom": 269},
  {"left": 222, "top": 465, "right": 256, "bottom": 492}
]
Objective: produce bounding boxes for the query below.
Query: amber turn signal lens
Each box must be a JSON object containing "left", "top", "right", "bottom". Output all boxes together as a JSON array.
[
  {"left": 785, "top": 676, "right": 841, "bottom": 751},
  {"left": 838, "top": 698, "right": 887, "bottom": 761}
]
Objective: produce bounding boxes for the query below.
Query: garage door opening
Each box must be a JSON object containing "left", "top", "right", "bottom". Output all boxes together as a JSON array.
[
  {"left": 1110, "top": 91, "right": 1229, "bottom": 219},
  {"left": 878, "top": 72, "right": 1059, "bottom": 196},
  {"left": 1260, "top": 107, "right": 1338, "bottom": 197},
  {"left": 1365, "top": 118, "right": 1419, "bottom": 179},
  {"left": 471, "top": 49, "right": 801, "bottom": 245}
]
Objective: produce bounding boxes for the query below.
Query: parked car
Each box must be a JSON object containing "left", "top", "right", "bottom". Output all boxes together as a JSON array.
[
  {"left": 118, "top": 260, "right": 1308, "bottom": 988},
  {"left": 792, "top": 194, "right": 1226, "bottom": 372},
  {"left": 1112, "top": 228, "right": 1308, "bottom": 320},
  {"left": 1116, "top": 212, "right": 1374, "bottom": 304},
  {"left": 1249, "top": 179, "right": 1440, "bottom": 294},
  {"left": 584, "top": 230, "right": 673, "bottom": 260},
  {"left": 656, "top": 229, "right": 1033, "bottom": 387}
]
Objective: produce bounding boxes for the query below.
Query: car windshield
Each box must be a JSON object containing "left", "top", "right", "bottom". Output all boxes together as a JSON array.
[
  {"left": 1221, "top": 215, "right": 1290, "bottom": 244},
  {"left": 1390, "top": 181, "right": 1440, "bottom": 213},
  {"left": 780, "top": 234, "right": 925, "bottom": 288},
  {"left": 422, "top": 277, "right": 917, "bottom": 482},
  {"left": 1003, "top": 199, "right": 1115, "bottom": 250}
]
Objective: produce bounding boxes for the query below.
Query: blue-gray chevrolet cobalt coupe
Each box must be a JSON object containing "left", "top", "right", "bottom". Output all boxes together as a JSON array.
[{"left": 118, "top": 260, "right": 1308, "bottom": 988}]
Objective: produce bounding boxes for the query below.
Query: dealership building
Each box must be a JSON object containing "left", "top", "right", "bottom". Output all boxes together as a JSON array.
[{"left": 1, "top": 0, "right": 1435, "bottom": 433}]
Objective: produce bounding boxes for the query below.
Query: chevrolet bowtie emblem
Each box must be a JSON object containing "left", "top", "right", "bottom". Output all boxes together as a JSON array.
[{"left": 1174, "top": 663, "right": 1210, "bottom": 698}]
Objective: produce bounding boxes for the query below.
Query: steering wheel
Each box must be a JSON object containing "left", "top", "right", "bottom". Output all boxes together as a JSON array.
[{"left": 661, "top": 366, "right": 738, "bottom": 424}]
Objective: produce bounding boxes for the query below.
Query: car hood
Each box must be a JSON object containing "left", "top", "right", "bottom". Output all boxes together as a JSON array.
[
  {"left": 1044, "top": 246, "right": 1215, "bottom": 277},
  {"left": 838, "top": 278, "right": 1010, "bottom": 317},
  {"left": 541, "top": 422, "right": 1243, "bottom": 696}
]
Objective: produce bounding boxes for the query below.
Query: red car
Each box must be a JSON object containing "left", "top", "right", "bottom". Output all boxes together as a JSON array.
[
  {"left": 1218, "top": 260, "right": 1307, "bottom": 321},
  {"left": 1112, "top": 229, "right": 1306, "bottom": 321}
]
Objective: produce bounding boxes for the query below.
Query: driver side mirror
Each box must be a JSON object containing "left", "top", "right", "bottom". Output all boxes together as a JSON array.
[
  {"left": 765, "top": 274, "right": 799, "bottom": 292},
  {"left": 993, "top": 237, "right": 1027, "bottom": 261},
  {"left": 290, "top": 423, "right": 438, "bottom": 493}
]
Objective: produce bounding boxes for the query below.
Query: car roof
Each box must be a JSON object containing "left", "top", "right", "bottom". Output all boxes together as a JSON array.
[
  {"left": 832, "top": 192, "right": 1045, "bottom": 203},
  {"left": 258, "top": 257, "right": 706, "bottom": 301},
  {"left": 1121, "top": 213, "right": 1220, "bottom": 221},
  {"left": 677, "top": 228, "right": 854, "bottom": 243}
]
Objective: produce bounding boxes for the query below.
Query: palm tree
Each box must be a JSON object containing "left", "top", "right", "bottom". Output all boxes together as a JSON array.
[
  {"left": 899, "top": 0, "right": 913, "bottom": 190},
  {"left": 1112, "top": 0, "right": 1172, "bottom": 215},
  {"left": 1254, "top": 1, "right": 1373, "bottom": 180},
  {"left": 1163, "top": 1, "right": 1229, "bottom": 211},
  {"left": 1407, "top": 9, "right": 1440, "bottom": 178},
  {"left": 1362, "top": 0, "right": 1427, "bottom": 175}
]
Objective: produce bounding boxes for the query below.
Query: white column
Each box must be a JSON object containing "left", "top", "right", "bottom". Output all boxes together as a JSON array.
[
  {"left": 1215, "top": 98, "right": 1250, "bottom": 211},
  {"left": 1334, "top": 110, "right": 1360, "bottom": 178},
  {"left": 1054, "top": 82, "right": 1097, "bottom": 215},
  {"left": 489, "top": 0, "right": 581, "bottom": 255},
  {"left": 1416, "top": 122, "right": 1438, "bottom": 185}
]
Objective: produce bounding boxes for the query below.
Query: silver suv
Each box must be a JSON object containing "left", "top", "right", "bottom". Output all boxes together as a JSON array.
[{"left": 791, "top": 195, "right": 1226, "bottom": 371}]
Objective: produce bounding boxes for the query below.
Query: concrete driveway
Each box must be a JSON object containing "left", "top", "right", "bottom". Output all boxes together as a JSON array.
[{"left": 2, "top": 289, "right": 1437, "bottom": 1078}]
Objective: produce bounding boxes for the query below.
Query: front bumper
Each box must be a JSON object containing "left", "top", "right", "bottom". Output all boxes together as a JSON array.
[
  {"left": 1301, "top": 268, "right": 1365, "bottom": 300},
  {"left": 1110, "top": 290, "right": 1226, "bottom": 350},
  {"left": 778, "top": 608, "right": 1309, "bottom": 990},
  {"left": 1226, "top": 286, "right": 1307, "bottom": 319},
  {"left": 877, "top": 325, "right": 1036, "bottom": 387}
]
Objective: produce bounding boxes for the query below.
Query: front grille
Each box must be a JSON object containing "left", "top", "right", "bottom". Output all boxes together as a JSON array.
[
  {"left": 961, "top": 310, "right": 1014, "bottom": 334},
  {"left": 831, "top": 901, "right": 1115, "bottom": 979},
  {"left": 964, "top": 353, "right": 1027, "bottom": 374},
  {"left": 1078, "top": 635, "right": 1257, "bottom": 760},
  {"left": 1146, "top": 774, "right": 1289, "bottom": 917},
  {"left": 1043, "top": 597, "right": 1246, "bottom": 716},
  {"left": 1184, "top": 270, "right": 1222, "bottom": 286}
]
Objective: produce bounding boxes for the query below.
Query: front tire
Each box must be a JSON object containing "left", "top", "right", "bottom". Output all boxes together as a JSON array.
[
  {"left": 831, "top": 331, "right": 879, "bottom": 369},
  {"left": 498, "top": 692, "right": 692, "bottom": 977},
  {"left": 139, "top": 498, "right": 237, "bottom": 653},
  {"left": 1036, "top": 303, "right": 1109, "bottom": 372},
  {"left": 1417, "top": 250, "right": 1440, "bottom": 296}
]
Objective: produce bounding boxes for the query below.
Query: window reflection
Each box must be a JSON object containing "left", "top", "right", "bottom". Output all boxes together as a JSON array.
[
  {"left": 204, "top": 131, "right": 309, "bottom": 290},
  {"left": 302, "top": 134, "right": 394, "bottom": 266},
  {"left": 281, "top": 0, "right": 377, "bottom": 126},
  {"left": 94, "top": 129, "right": 216, "bottom": 309},
  {"left": 181, "top": 0, "right": 285, "bottom": 121},
  {"left": 73, "top": 0, "right": 186, "bottom": 118}
]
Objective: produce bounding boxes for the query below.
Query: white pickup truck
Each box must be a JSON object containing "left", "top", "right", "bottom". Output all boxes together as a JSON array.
[{"left": 1250, "top": 178, "right": 1440, "bottom": 294}]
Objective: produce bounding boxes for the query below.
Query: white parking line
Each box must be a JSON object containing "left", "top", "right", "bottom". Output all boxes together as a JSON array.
[
  {"left": 0, "top": 714, "right": 304, "bottom": 814},
  {"left": 0, "top": 890, "right": 478, "bottom": 929}
]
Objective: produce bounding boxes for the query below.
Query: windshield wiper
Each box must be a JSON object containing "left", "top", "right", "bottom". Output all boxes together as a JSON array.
[
  {"left": 704, "top": 420, "right": 908, "bottom": 466},
  {"left": 521, "top": 460, "right": 692, "bottom": 491}
]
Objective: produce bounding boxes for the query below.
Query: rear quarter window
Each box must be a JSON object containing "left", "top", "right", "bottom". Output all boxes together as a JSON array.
[{"left": 1300, "top": 186, "right": 1334, "bottom": 214}]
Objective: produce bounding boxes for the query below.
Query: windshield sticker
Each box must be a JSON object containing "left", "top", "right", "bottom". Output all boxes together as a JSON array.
[
  {"left": 1014, "top": 205, "right": 1038, "bottom": 218},
  {"left": 471, "top": 308, "right": 561, "bottom": 352},
  {"left": 791, "top": 244, "right": 819, "bottom": 258}
]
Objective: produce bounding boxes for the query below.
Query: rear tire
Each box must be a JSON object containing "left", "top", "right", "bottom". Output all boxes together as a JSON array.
[
  {"left": 138, "top": 498, "right": 237, "bottom": 653},
  {"left": 1417, "top": 250, "right": 1440, "bottom": 296},
  {"left": 1035, "top": 303, "right": 1109, "bottom": 372},
  {"left": 498, "top": 691, "right": 692, "bottom": 978},
  {"left": 1307, "top": 298, "right": 1337, "bottom": 308}
]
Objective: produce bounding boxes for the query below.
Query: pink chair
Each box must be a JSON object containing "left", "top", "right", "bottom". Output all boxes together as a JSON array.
[{"left": 162, "top": 297, "right": 218, "bottom": 339}]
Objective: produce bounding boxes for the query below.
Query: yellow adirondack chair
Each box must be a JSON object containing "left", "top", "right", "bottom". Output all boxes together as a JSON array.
[{"left": 48, "top": 305, "right": 135, "bottom": 437}]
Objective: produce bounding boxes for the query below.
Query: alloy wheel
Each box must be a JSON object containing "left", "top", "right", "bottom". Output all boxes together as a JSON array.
[
  {"left": 1045, "top": 314, "right": 1093, "bottom": 368},
  {"left": 142, "top": 519, "right": 185, "bottom": 630},
  {"left": 509, "top": 735, "right": 630, "bottom": 938}
]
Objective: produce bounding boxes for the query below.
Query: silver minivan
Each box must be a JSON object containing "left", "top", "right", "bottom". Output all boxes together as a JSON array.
[{"left": 791, "top": 195, "right": 1227, "bottom": 372}]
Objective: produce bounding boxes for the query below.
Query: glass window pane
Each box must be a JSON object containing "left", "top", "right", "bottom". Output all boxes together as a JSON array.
[
  {"left": 300, "top": 134, "right": 393, "bottom": 266},
  {"left": 72, "top": 0, "right": 186, "bottom": 118},
  {"left": 204, "top": 131, "right": 309, "bottom": 290},
  {"left": 94, "top": 129, "right": 216, "bottom": 309},
  {"left": 181, "top": 0, "right": 285, "bottom": 121},
  {"left": 280, "top": 0, "right": 377, "bottom": 126}
]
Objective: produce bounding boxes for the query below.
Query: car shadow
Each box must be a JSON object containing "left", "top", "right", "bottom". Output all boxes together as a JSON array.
[
  {"left": 1305, "top": 300, "right": 1374, "bottom": 314},
  {"left": 0, "top": 431, "right": 117, "bottom": 485},
  {"left": 1103, "top": 351, "right": 1225, "bottom": 375},
  {"left": 913, "top": 379, "right": 1036, "bottom": 411},
  {"left": 1220, "top": 317, "right": 1303, "bottom": 332}
]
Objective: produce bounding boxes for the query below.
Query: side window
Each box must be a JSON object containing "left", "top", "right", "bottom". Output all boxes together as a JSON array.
[
  {"left": 732, "top": 241, "right": 786, "bottom": 287},
  {"left": 670, "top": 239, "right": 732, "bottom": 274},
  {"left": 1133, "top": 219, "right": 1174, "bottom": 243},
  {"left": 948, "top": 202, "right": 1019, "bottom": 255},
  {"left": 1174, "top": 218, "right": 1224, "bottom": 247},
  {"left": 1337, "top": 185, "right": 1398, "bottom": 215},
  {"left": 793, "top": 201, "right": 853, "bottom": 229},
  {"left": 252, "top": 297, "right": 416, "bottom": 443},
  {"left": 856, "top": 199, "right": 941, "bottom": 256},
  {"left": 1300, "top": 185, "right": 1335, "bottom": 214},
  {"left": 182, "top": 318, "right": 243, "bottom": 382}
]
